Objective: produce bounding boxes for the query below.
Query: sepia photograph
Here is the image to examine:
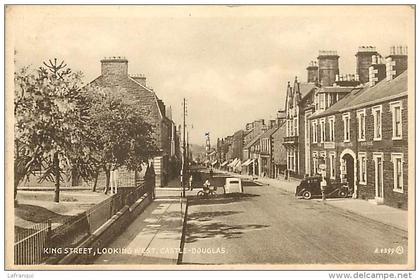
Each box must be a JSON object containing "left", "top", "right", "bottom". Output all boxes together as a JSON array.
[{"left": 4, "top": 4, "right": 415, "bottom": 273}]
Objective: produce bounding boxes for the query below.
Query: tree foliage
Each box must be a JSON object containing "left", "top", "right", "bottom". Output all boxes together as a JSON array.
[
  {"left": 85, "top": 87, "right": 159, "bottom": 193},
  {"left": 15, "top": 58, "right": 160, "bottom": 201},
  {"left": 14, "top": 59, "right": 97, "bottom": 202}
]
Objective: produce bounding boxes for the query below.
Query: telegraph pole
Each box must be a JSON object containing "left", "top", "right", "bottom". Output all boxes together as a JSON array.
[{"left": 182, "top": 98, "right": 187, "bottom": 198}]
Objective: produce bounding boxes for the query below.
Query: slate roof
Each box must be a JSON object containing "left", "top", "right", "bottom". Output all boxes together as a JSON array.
[
  {"left": 260, "top": 126, "right": 280, "bottom": 139},
  {"left": 310, "top": 71, "right": 407, "bottom": 119},
  {"left": 244, "top": 132, "right": 265, "bottom": 149},
  {"left": 299, "top": 83, "right": 318, "bottom": 100}
]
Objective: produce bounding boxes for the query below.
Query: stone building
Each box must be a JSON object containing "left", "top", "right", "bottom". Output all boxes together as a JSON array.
[
  {"left": 283, "top": 77, "right": 317, "bottom": 178},
  {"left": 90, "top": 57, "right": 179, "bottom": 187},
  {"left": 272, "top": 112, "right": 287, "bottom": 178},
  {"left": 283, "top": 50, "right": 361, "bottom": 178},
  {"left": 308, "top": 47, "right": 408, "bottom": 209}
]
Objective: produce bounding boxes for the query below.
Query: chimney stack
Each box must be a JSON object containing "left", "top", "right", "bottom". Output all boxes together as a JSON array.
[
  {"left": 386, "top": 45, "right": 408, "bottom": 81},
  {"left": 306, "top": 61, "right": 319, "bottom": 83},
  {"left": 100, "top": 56, "right": 128, "bottom": 78},
  {"left": 131, "top": 73, "right": 147, "bottom": 86},
  {"left": 317, "top": 50, "right": 339, "bottom": 86},
  {"left": 368, "top": 54, "right": 386, "bottom": 87},
  {"left": 355, "top": 46, "right": 378, "bottom": 84}
]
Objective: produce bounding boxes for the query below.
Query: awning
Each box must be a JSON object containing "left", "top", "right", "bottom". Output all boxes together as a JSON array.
[
  {"left": 241, "top": 159, "right": 251, "bottom": 166},
  {"left": 242, "top": 159, "right": 254, "bottom": 167},
  {"left": 228, "top": 158, "right": 238, "bottom": 167},
  {"left": 220, "top": 160, "right": 229, "bottom": 167},
  {"left": 211, "top": 160, "right": 218, "bottom": 166},
  {"left": 234, "top": 160, "right": 242, "bottom": 168}
]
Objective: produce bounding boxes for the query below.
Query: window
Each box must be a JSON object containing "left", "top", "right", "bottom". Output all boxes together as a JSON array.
[
  {"left": 391, "top": 153, "right": 404, "bottom": 193},
  {"left": 390, "top": 101, "right": 402, "bottom": 140},
  {"left": 320, "top": 94, "right": 325, "bottom": 110},
  {"left": 328, "top": 116, "right": 335, "bottom": 142},
  {"left": 320, "top": 118, "right": 326, "bottom": 143},
  {"left": 294, "top": 117, "right": 298, "bottom": 136},
  {"left": 357, "top": 109, "right": 366, "bottom": 141},
  {"left": 329, "top": 152, "right": 336, "bottom": 179},
  {"left": 290, "top": 119, "right": 294, "bottom": 136},
  {"left": 312, "top": 120, "right": 318, "bottom": 143},
  {"left": 372, "top": 105, "right": 382, "bottom": 140},
  {"left": 342, "top": 113, "right": 350, "bottom": 142},
  {"left": 288, "top": 149, "right": 296, "bottom": 172},
  {"left": 358, "top": 153, "right": 367, "bottom": 185}
]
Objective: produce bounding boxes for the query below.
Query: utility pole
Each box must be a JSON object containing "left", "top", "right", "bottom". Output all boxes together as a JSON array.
[
  {"left": 182, "top": 98, "right": 187, "bottom": 198},
  {"left": 187, "top": 130, "right": 190, "bottom": 165}
]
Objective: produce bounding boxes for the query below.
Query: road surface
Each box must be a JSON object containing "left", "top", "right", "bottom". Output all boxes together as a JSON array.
[{"left": 181, "top": 182, "right": 407, "bottom": 265}]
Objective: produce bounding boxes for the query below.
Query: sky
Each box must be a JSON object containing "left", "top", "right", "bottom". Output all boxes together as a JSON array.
[{"left": 8, "top": 5, "right": 414, "bottom": 146}]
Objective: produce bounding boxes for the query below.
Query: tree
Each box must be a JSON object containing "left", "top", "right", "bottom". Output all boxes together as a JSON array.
[
  {"left": 14, "top": 59, "right": 96, "bottom": 203},
  {"left": 85, "top": 87, "right": 159, "bottom": 194}
]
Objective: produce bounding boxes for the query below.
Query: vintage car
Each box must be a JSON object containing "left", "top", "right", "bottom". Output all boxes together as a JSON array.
[
  {"left": 295, "top": 176, "right": 349, "bottom": 200},
  {"left": 224, "top": 177, "right": 243, "bottom": 194}
]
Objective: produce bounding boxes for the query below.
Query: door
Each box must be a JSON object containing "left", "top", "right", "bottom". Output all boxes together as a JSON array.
[
  {"left": 343, "top": 154, "right": 354, "bottom": 189},
  {"left": 374, "top": 156, "right": 384, "bottom": 203}
]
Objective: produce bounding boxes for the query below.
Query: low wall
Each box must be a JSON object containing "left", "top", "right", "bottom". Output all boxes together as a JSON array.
[{"left": 57, "top": 193, "right": 152, "bottom": 264}]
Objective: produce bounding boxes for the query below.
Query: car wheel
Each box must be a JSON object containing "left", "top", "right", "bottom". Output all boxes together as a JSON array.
[
  {"left": 302, "top": 190, "right": 312, "bottom": 200},
  {"left": 338, "top": 189, "right": 348, "bottom": 198},
  {"left": 197, "top": 191, "right": 205, "bottom": 198}
]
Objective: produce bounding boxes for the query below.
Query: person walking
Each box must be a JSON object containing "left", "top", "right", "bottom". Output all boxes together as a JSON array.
[
  {"left": 189, "top": 174, "right": 193, "bottom": 191},
  {"left": 320, "top": 176, "right": 327, "bottom": 203}
]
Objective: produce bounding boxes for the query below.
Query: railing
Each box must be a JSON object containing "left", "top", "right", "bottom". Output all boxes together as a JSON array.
[
  {"left": 14, "top": 177, "right": 153, "bottom": 265},
  {"left": 14, "top": 222, "right": 50, "bottom": 265}
]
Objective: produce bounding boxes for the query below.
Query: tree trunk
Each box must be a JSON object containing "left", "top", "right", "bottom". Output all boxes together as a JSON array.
[
  {"left": 71, "top": 166, "right": 80, "bottom": 186},
  {"left": 104, "top": 167, "right": 111, "bottom": 195},
  {"left": 53, "top": 152, "right": 60, "bottom": 202},
  {"left": 14, "top": 173, "right": 19, "bottom": 207},
  {"left": 92, "top": 170, "right": 99, "bottom": 192}
]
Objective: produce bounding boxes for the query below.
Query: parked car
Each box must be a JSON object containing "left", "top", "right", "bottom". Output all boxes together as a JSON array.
[
  {"left": 224, "top": 177, "right": 243, "bottom": 194},
  {"left": 295, "top": 176, "right": 349, "bottom": 200}
]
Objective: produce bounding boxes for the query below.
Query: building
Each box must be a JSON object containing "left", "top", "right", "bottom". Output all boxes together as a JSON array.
[
  {"left": 308, "top": 46, "right": 408, "bottom": 209},
  {"left": 258, "top": 122, "right": 283, "bottom": 178},
  {"left": 90, "top": 57, "right": 179, "bottom": 187},
  {"left": 242, "top": 131, "right": 265, "bottom": 176},
  {"left": 283, "top": 77, "right": 318, "bottom": 178},
  {"left": 272, "top": 112, "right": 287, "bottom": 178},
  {"left": 283, "top": 50, "right": 362, "bottom": 178}
]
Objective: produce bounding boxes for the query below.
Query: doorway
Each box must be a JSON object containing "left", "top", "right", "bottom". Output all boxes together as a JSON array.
[{"left": 342, "top": 153, "right": 355, "bottom": 189}]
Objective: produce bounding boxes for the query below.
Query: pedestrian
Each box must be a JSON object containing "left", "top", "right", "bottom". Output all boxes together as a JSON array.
[
  {"left": 189, "top": 174, "right": 193, "bottom": 191},
  {"left": 209, "top": 168, "right": 214, "bottom": 178},
  {"left": 320, "top": 176, "right": 327, "bottom": 202}
]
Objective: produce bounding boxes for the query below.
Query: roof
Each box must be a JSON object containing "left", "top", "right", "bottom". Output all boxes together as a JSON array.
[
  {"left": 310, "top": 71, "right": 407, "bottom": 119},
  {"left": 299, "top": 83, "right": 317, "bottom": 100},
  {"left": 244, "top": 132, "right": 265, "bottom": 149},
  {"left": 260, "top": 126, "right": 280, "bottom": 139}
]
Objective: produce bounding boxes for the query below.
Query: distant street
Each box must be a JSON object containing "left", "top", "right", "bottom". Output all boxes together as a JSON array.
[{"left": 181, "top": 182, "right": 407, "bottom": 265}]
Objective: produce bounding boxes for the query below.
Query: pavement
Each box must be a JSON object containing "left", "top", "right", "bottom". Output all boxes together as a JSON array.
[
  {"left": 93, "top": 188, "right": 187, "bottom": 265},
  {"left": 181, "top": 180, "right": 408, "bottom": 265},
  {"left": 219, "top": 170, "right": 407, "bottom": 232}
]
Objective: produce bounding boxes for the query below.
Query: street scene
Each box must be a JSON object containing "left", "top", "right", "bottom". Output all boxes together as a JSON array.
[{"left": 7, "top": 5, "right": 413, "bottom": 270}]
